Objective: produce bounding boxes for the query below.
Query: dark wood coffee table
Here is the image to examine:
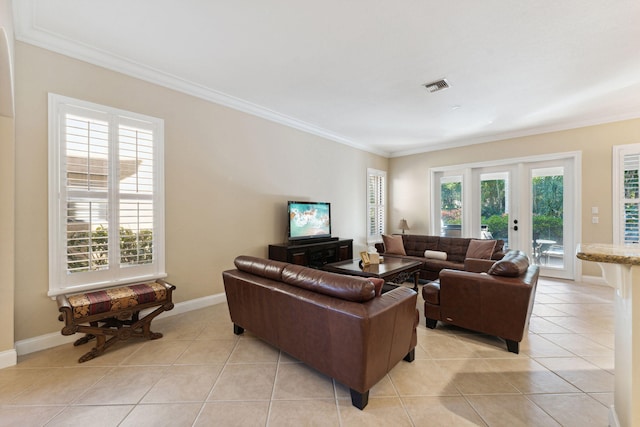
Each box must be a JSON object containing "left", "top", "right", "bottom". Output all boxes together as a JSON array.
[{"left": 324, "top": 258, "right": 421, "bottom": 291}]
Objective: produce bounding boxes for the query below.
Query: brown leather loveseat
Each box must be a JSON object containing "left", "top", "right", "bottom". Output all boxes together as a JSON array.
[
  {"left": 422, "top": 250, "right": 539, "bottom": 354},
  {"left": 222, "top": 256, "right": 418, "bottom": 409}
]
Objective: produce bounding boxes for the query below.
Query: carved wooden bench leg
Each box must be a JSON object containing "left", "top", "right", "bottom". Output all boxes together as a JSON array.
[
  {"left": 79, "top": 334, "right": 107, "bottom": 363},
  {"left": 73, "top": 321, "right": 99, "bottom": 346}
]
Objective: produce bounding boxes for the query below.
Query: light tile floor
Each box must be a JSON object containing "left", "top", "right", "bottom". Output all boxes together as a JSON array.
[{"left": 0, "top": 277, "right": 614, "bottom": 426}]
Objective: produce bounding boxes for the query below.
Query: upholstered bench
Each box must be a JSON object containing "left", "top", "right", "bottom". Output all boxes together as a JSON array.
[{"left": 57, "top": 279, "right": 176, "bottom": 363}]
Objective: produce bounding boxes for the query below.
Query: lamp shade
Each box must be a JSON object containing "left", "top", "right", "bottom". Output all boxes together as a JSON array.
[{"left": 399, "top": 219, "right": 410, "bottom": 233}]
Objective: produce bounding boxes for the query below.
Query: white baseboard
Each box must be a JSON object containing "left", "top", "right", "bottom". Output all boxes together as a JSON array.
[
  {"left": 13, "top": 292, "right": 227, "bottom": 359},
  {"left": 15, "top": 332, "right": 78, "bottom": 357},
  {"left": 580, "top": 275, "right": 608, "bottom": 286},
  {"left": 609, "top": 405, "right": 620, "bottom": 427},
  {"left": 0, "top": 349, "right": 17, "bottom": 370}
]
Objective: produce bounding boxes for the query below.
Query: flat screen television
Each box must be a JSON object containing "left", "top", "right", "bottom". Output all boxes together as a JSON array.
[{"left": 287, "top": 201, "right": 331, "bottom": 241}]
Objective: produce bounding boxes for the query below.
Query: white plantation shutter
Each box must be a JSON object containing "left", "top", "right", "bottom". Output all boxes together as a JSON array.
[
  {"left": 49, "top": 94, "right": 165, "bottom": 296},
  {"left": 65, "top": 113, "right": 110, "bottom": 274},
  {"left": 623, "top": 153, "right": 640, "bottom": 243},
  {"left": 367, "top": 169, "right": 386, "bottom": 243},
  {"left": 118, "top": 125, "right": 155, "bottom": 266}
]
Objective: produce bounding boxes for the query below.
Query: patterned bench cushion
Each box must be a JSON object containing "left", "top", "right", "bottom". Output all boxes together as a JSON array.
[{"left": 67, "top": 281, "right": 169, "bottom": 319}]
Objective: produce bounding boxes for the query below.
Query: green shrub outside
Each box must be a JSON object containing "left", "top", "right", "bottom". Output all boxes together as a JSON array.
[
  {"left": 482, "top": 214, "right": 563, "bottom": 244},
  {"left": 67, "top": 226, "right": 153, "bottom": 272}
]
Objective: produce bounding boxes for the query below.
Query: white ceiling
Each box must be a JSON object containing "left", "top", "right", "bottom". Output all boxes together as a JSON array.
[{"left": 13, "top": 0, "right": 640, "bottom": 157}]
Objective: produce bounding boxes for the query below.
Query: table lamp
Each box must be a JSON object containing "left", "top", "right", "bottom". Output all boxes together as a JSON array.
[{"left": 399, "top": 219, "right": 410, "bottom": 234}]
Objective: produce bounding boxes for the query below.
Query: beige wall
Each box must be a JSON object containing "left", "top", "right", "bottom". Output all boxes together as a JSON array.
[
  {"left": 13, "top": 38, "right": 640, "bottom": 344},
  {"left": 0, "top": 114, "right": 15, "bottom": 353},
  {"left": 0, "top": 0, "right": 15, "bottom": 355},
  {"left": 389, "top": 119, "right": 640, "bottom": 277},
  {"left": 13, "top": 42, "right": 387, "bottom": 341}
]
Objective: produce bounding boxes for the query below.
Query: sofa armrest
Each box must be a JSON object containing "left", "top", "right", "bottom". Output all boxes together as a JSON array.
[
  {"left": 271, "top": 286, "right": 418, "bottom": 400},
  {"left": 463, "top": 258, "right": 496, "bottom": 273},
  {"left": 346, "top": 287, "right": 418, "bottom": 391}
]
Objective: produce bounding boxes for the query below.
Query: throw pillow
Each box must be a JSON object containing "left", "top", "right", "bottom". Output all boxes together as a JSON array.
[
  {"left": 382, "top": 234, "right": 406, "bottom": 255},
  {"left": 424, "top": 250, "right": 447, "bottom": 260},
  {"left": 369, "top": 278, "right": 385, "bottom": 297},
  {"left": 466, "top": 239, "right": 496, "bottom": 259}
]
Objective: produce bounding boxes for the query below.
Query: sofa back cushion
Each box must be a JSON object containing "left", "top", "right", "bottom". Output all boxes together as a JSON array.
[
  {"left": 488, "top": 250, "right": 530, "bottom": 277},
  {"left": 437, "top": 237, "right": 473, "bottom": 262},
  {"left": 282, "top": 264, "right": 376, "bottom": 302},
  {"left": 235, "top": 255, "right": 287, "bottom": 281},
  {"left": 235, "top": 256, "right": 377, "bottom": 302},
  {"left": 402, "top": 235, "right": 440, "bottom": 257}
]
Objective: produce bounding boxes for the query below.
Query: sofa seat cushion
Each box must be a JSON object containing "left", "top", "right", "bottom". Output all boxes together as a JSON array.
[
  {"left": 422, "top": 281, "right": 441, "bottom": 305},
  {"left": 66, "top": 281, "right": 169, "bottom": 319},
  {"left": 424, "top": 259, "right": 465, "bottom": 272}
]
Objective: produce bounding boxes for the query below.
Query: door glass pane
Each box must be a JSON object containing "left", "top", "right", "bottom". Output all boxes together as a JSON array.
[
  {"left": 440, "top": 176, "right": 462, "bottom": 236},
  {"left": 531, "top": 167, "right": 564, "bottom": 267},
  {"left": 480, "top": 172, "right": 509, "bottom": 247}
]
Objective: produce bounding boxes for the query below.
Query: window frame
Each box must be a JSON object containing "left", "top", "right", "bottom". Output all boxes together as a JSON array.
[
  {"left": 367, "top": 168, "right": 386, "bottom": 244},
  {"left": 48, "top": 93, "right": 165, "bottom": 297}
]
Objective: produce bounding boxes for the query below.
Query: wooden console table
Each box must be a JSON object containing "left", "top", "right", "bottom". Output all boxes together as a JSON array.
[{"left": 269, "top": 238, "right": 352, "bottom": 268}]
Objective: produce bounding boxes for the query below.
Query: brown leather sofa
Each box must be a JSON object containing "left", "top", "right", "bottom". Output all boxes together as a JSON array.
[
  {"left": 422, "top": 250, "right": 539, "bottom": 354},
  {"left": 222, "top": 256, "right": 418, "bottom": 409},
  {"left": 375, "top": 234, "right": 505, "bottom": 281}
]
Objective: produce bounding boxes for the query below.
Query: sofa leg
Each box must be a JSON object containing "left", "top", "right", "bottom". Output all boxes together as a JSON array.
[
  {"left": 350, "top": 389, "right": 369, "bottom": 410},
  {"left": 425, "top": 318, "right": 437, "bottom": 329},
  {"left": 403, "top": 348, "right": 415, "bottom": 362},
  {"left": 506, "top": 339, "right": 519, "bottom": 354},
  {"left": 233, "top": 324, "right": 244, "bottom": 335}
]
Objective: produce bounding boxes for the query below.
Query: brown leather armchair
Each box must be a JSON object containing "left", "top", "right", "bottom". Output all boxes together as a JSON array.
[{"left": 422, "top": 250, "right": 539, "bottom": 354}]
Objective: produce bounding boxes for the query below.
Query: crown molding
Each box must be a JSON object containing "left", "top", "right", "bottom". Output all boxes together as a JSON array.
[
  {"left": 15, "top": 1, "right": 640, "bottom": 160},
  {"left": 391, "top": 111, "right": 640, "bottom": 158},
  {"left": 13, "top": 0, "right": 390, "bottom": 158}
]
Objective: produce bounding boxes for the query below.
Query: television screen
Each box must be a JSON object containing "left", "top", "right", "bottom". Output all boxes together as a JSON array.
[{"left": 288, "top": 201, "right": 331, "bottom": 240}]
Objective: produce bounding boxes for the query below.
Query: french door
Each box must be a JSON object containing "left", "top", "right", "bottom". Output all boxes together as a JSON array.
[{"left": 432, "top": 154, "right": 577, "bottom": 279}]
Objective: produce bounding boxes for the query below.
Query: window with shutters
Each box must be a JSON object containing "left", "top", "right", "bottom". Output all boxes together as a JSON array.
[
  {"left": 614, "top": 144, "right": 640, "bottom": 245},
  {"left": 48, "top": 94, "right": 165, "bottom": 297},
  {"left": 367, "top": 169, "right": 386, "bottom": 244}
]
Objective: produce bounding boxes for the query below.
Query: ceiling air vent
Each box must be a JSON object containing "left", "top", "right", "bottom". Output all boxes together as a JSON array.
[{"left": 423, "top": 79, "right": 450, "bottom": 93}]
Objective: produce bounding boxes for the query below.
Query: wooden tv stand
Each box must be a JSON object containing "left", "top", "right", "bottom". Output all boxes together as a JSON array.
[{"left": 268, "top": 238, "right": 353, "bottom": 268}]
